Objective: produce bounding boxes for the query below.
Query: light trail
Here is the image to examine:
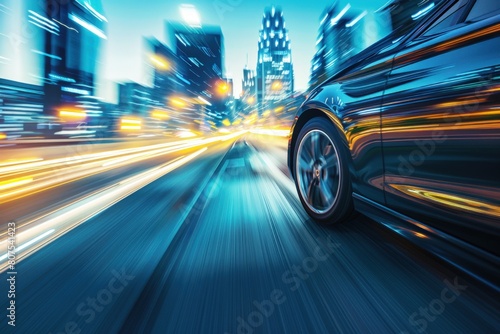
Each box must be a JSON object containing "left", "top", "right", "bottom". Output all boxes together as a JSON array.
[
  {"left": 0, "top": 132, "right": 246, "bottom": 203},
  {"left": 0, "top": 148, "right": 208, "bottom": 272}
]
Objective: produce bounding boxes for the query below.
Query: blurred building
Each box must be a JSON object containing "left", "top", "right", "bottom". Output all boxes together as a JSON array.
[
  {"left": 241, "top": 67, "right": 257, "bottom": 113},
  {"left": 309, "top": 3, "right": 338, "bottom": 89},
  {"left": 40, "top": 0, "right": 107, "bottom": 117},
  {"left": 310, "top": 3, "right": 389, "bottom": 89},
  {"left": 0, "top": 0, "right": 45, "bottom": 86},
  {"left": 166, "top": 22, "right": 227, "bottom": 129},
  {"left": 117, "top": 82, "right": 151, "bottom": 116},
  {"left": 144, "top": 37, "right": 185, "bottom": 111},
  {"left": 226, "top": 78, "right": 234, "bottom": 98},
  {"left": 256, "top": 6, "right": 294, "bottom": 111},
  {"left": 0, "top": 0, "right": 109, "bottom": 138},
  {"left": 0, "top": 1, "right": 47, "bottom": 136},
  {"left": 379, "top": 0, "right": 438, "bottom": 38},
  {"left": 0, "top": 78, "right": 44, "bottom": 136},
  {"left": 242, "top": 68, "right": 256, "bottom": 99}
]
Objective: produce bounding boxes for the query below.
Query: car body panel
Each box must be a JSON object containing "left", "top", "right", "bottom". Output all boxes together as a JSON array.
[
  {"left": 288, "top": 1, "right": 500, "bottom": 288},
  {"left": 381, "top": 15, "right": 500, "bottom": 256},
  {"left": 290, "top": 51, "right": 396, "bottom": 204}
]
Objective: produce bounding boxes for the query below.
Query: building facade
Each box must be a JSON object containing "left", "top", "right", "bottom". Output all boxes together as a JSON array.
[
  {"left": 144, "top": 37, "right": 184, "bottom": 112},
  {"left": 379, "top": 0, "right": 438, "bottom": 38},
  {"left": 167, "top": 23, "right": 226, "bottom": 107},
  {"left": 41, "top": 0, "right": 107, "bottom": 116},
  {"left": 256, "top": 6, "right": 294, "bottom": 111},
  {"left": 118, "top": 82, "right": 152, "bottom": 116},
  {"left": 241, "top": 67, "right": 257, "bottom": 113},
  {"left": 310, "top": 2, "right": 389, "bottom": 90},
  {"left": 0, "top": 0, "right": 107, "bottom": 136}
]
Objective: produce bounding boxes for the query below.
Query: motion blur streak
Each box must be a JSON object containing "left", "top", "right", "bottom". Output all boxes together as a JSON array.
[
  {"left": 0, "top": 177, "right": 33, "bottom": 191},
  {"left": 0, "top": 158, "right": 44, "bottom": 167},
  {"left": 250, "top": 128, "right": 290, "bottom": 137},
  {"left": 389, "top": 184, "right": 500, "bottom": 217},
  {"left": 0, "top": 229, "right": 55, "bottom": 261},
  {"left": 0, "top": 133, "right": 498, "bottom": 333},
  {"left": 0, "top": 148, "right": 207, "bottom": 272},
  {"left": 0, "top": 132, "right": 245, "bottom": 203}
]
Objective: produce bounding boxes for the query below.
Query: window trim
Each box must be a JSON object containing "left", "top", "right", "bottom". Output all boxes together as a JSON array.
[
  {"left": 397, "top": 1, "right": 460, "bottom": 48},
  {"left": 458, "top": 0, "right": 477, "bottom": 22},
  {"left": 415, "top": 0, "right": 471, "bottom": 39}
]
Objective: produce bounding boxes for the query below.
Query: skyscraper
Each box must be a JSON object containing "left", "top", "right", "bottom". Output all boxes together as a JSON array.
[
  {"left": 117, "top": 81, "right": 151, "bottom": 116},
  {"left": 0, "top": 0, "right": 45, "bottom": 131},
  {"left": 144, "top": 37, "right": 184, "bottom": 111},
  {"left": 42, "top": 0, "right": 107, "bottom": 116},
  {"left": 241, "top": 67, "right": 256, "bottom": 110},
  {"left": 0, "top": 0, "right": 45, "bottom": 86},
  {"left": 309, "top": 3, "right": 387, "bottom": 89},
  {"left": 379, "top": 0, "right": 436, "bottom": 37},
  {"left": 166, "top": 22, "right": 226, "bottom": 111},
  {"left": 256, "top": 6, "right": 294, "bottom": 110}
]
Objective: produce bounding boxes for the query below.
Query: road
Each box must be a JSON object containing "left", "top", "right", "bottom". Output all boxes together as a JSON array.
[{"left": 0, "top": 132, "right": 498, "bottom": 334}]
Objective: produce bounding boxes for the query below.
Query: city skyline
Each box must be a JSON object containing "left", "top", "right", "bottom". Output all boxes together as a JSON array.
[{"left": 102, "top": 0, "right": 388, "bottom": 103}]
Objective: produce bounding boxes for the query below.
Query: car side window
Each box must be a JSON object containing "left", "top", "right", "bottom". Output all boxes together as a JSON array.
[
  {"left": 465, "top": 0, "right": 500, "bottom": 21},
  {"left": 420, "top": 0, "right": 469, "bottom": 37}
]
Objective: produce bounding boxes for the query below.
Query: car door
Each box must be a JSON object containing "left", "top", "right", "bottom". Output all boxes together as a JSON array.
[
  {"left": 381, "top": 0, "right": 500, "bottom": 256},
  {"left": 335, "top": 49, "right": 397, "bottom": 204}
]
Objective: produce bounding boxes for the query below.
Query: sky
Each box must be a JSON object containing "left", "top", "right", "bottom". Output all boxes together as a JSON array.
[{"left": 101, "top": 0, "right": 388, "bottom": 103}]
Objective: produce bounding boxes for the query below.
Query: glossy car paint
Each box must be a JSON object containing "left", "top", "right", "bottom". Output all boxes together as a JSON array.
[
  {"left": 382, "top": 14, "right": 500, "bottom": 257},
  {"left": 288, "top": 1, "right": 499, "bottom": 289}
]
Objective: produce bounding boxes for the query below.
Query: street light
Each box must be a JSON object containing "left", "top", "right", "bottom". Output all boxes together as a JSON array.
[
  {"left": 150, "top": 55, "right": 171, "bottom": 71},
  {"left": 214, "top": 80, "right": 230, "bottom": 97},
  {"left": 58, "top": 107, "right": 86, "bottom": 122},
  {"left": 151, "top": 110, "right": 169, "bottom": 120},
  {"left": 271, "top": 80, "right": 283, "bottom": 91},
  {"left": 170, "top": 97, "right": 187, "bottom": 108},
  {"left": 120, "top": 118, "right": 142, "bottom": 131},
  {"left": 247, "top": 96, "right": 255, "bottom": 104}
]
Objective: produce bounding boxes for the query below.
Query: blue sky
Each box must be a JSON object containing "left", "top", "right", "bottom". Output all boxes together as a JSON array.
[{"left": 101, "top": 0, "right": 388, "bottom": 102}]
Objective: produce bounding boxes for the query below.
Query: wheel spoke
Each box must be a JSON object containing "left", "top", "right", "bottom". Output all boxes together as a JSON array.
[
  {"left": 300, "top": 137, "right": 314, "bottom": 166},
  {"left": 323, "top": 143, "right": 333, "bottom": 157},
  {"left": 298, "top": 155, "right": 313, "bottom": 173},
  {"left": 311, "top": 132, "right": 321, "bottom": 159},
  {"left": 306, "top": 179, "right": 317, "bottom": 206},
  {"left": 324, "top": 153, "right": 339, "bottom": 169},
  {"left": 296, "top": 129, "right": 342, "bottom": 214},
  {"left": 319, "top": 182, "right": 334, "bottom": 207}
]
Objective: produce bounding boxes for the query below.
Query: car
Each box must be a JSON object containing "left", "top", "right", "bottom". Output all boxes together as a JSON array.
[{"left": 288, "top": 0, "right": 499, "bottom": 289}]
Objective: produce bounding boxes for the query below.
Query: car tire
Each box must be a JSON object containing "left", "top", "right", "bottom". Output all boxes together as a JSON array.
[{"left": 293, "top": 117, "right": 354, "bottom": 224}]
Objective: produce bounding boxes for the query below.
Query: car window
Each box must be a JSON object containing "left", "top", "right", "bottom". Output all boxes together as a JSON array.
[
  {"left": 421, "top": 0, "right": 468, "bottom": 37},
  {"left": 465, "top": 0, "right": 500, "bottom": 21}
]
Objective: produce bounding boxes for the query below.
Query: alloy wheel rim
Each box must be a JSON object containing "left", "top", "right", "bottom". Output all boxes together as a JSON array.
[{"left": 296, "top": 129, "right": 341, "bottom": 214}]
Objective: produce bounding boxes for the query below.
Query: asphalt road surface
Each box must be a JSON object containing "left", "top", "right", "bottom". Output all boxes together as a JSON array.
[{"left": 0, "top": 133, "right": 498, "bottom": 334}]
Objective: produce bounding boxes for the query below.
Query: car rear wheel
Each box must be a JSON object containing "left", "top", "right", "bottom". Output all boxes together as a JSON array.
[{"left": 294, "top": 117, "right": 354, "bottom": 224}]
